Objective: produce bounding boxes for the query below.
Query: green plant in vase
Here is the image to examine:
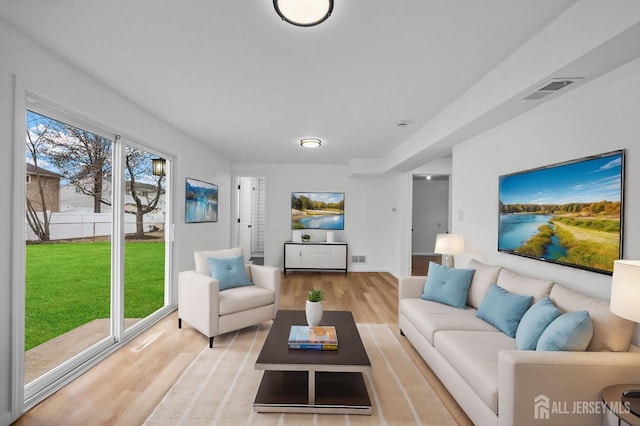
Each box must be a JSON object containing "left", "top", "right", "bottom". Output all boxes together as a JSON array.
[
  {"left": 306, "top": 288, "right": 324, "bottom": 326},
  {"left": 308, "top": 288, "right": 325, "bottom": 302},
  {"left": 302, "top": 234, "right": 311, "bottom": 242}
]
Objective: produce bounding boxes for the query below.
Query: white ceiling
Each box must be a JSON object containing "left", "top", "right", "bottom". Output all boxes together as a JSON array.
[{"left": 0, "top": 0, "right": 612, "bottom": 167}]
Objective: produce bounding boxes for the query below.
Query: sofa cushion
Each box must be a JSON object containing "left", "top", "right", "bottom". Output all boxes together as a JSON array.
[
  {"left": 537, "top": 311, "right": 593, "bottom": 351},
  {"left": 477, "top": 284, "right": 533, "bottom": 338},
  {"left": 207, "top": 255, "right": 252, "bottom": 290},
  {"left": 434, "top": 330, "right": 516, "bottom": 414},
  {"left": 497, "top": 268, "right": 553, "bottom": 302},
  {"left": 399, "top": 298, "right": 499, "bottom": 345},
  {"left": 549, "top": 284, "right": 634, "bottom": 352},
  {"left": 516, "top": 297, "right": 561, "bottom": 350},
  {"left": 219, "top": 285, "right": 275, "bottom": 316},
  {"left": 421, "top": 262, "right": 474, "bottom": 309},
  {"left": 194, "top": 247, "right": 243, "bottom": 275},
  {"left": 466, "top": 259, "right": 502, "bottom": 309}
]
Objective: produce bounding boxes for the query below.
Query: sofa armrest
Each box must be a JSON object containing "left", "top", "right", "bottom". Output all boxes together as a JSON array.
[
  {"left": 399, "top": 276, "right": 425, "bottom": 299},
  {"left": 178, "top": 270, "right": 221, "bottom": 336},
  {"left": 498, "top": 350, "right": 640, "bottom": 426},
  {"left": 249, "top": 264, "right": 281, "bottom": 314}
]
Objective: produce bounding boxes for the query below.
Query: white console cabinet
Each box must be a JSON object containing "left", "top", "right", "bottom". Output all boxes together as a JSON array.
[{"left": 283, "top": 242, "right": 348, "bottom": 275}]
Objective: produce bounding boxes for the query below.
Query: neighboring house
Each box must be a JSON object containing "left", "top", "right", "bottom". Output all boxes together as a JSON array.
[
  {"left": 60, "top": 179, "right": 165, "bottom": 214},
  {"left": 59, "top": 178, "right": 112, "bottom": 213},
  {"left": 124, "top": 181, "right": 165, "bottom": 214},
  {"left": 26, "top": 163, "right": 61, "bottom": 212}
]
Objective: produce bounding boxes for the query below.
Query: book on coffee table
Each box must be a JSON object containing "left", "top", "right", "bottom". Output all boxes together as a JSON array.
[{"left": 288, "top": 325, "right": 338, "bottom": 350}]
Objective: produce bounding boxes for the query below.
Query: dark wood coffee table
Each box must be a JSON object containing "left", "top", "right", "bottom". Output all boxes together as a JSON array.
[{"left": 253, "top": 310, "right": 372, "bottom": 414}]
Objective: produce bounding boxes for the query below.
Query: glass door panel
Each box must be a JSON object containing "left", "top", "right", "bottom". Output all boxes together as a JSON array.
[
  {"left": 123, "top": 145, "right": 166, "bottom": 330},
  {"left": 25, "top": 110, "right": 113, "bottom": 384}
]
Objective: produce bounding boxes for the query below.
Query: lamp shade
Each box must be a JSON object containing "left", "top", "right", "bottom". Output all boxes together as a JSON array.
[
  {"left": 610, "top": 260, "right": 640, "bottom": 322},
  {"left": 434, "top": 234, "right": 465, "bottom": 255},
  {"left": 273, "top": 0, "right": 333, "bottom": 27}
]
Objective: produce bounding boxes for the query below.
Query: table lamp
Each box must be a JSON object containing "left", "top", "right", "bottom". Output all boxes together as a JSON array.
[
  {"left": 434, "top": 234, "right": 465, "bottom": 268},
  {"left": 610, "top": 259, "right": 640, "bottom": 416}
]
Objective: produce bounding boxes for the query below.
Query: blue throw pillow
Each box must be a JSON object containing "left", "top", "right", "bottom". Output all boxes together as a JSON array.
[
  {"left": 536, "top": 311, "right": 593, "bottom": 351},
  {"left": 515, "top": 297, "right": 561, "bottom": 350},
  {"left": 421, "top": 262, "right": 475, "bottom": 309},
  {"left": 476, "top": 284, "right": 533, "bottom": 337},
  {"left": 207, "top": 255, "right": 252, "bottom": 291}
]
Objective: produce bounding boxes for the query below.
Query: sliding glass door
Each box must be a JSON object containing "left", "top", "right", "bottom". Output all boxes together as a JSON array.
[{"left": 23, "top": 103, "right": 172, "bottom": 405}]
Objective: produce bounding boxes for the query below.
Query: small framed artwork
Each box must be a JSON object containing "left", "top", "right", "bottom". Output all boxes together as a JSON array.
[{"left": 185, "top": 178, "right": 218, "bottom": 223}]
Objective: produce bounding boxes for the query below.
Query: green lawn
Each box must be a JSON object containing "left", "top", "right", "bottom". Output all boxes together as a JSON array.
[{"left": 25, "top": 241, "right": 165, "bottom": 351}]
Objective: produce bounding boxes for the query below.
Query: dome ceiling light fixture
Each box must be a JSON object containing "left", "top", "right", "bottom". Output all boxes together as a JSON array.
[
  {"left": 273, "top": 0, "right": 333, "bottom": 27},
  {"left": 300, "top": 138, "right": 322, "bottom": 148}
]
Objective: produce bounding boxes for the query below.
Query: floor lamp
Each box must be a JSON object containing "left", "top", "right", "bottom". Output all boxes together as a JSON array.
[{"left": 434, "top": 234, "right": 465, "bottom": 268}]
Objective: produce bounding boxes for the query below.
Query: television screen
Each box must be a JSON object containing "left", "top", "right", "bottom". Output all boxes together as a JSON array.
[
  {"left": 291, "top": 192, "right": 344, "bottom": 230},
  {"left": 498, "top": 150, "right": 624, "bottom": 275}
]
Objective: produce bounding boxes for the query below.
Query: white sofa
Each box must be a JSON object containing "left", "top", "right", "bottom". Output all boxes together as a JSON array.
[
  {"left": 398, "top": 259, "right": 640, "bottom": 426},
  {"left": 178, "top": 248, "right": 281, "bottom": 347}
]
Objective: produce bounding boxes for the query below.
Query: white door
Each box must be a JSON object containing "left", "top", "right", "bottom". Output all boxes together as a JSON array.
[{"left": 238, "top": 177, "right": 252, "bottom": 260}]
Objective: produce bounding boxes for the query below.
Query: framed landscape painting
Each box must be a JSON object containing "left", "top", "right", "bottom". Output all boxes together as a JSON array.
[
  {"left": 498, "top": 150, "right": 624, "bottom": 275},
  {"left": 185, "top": 178, "right": 218, "bottom": 223},
  {"left": 291, "top": 192, "right": 345, "bottom": 230}
]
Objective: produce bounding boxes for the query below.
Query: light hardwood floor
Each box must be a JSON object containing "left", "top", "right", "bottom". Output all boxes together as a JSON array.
[{"left": 13, "top": 271, "right": 471, "bottom": 426}]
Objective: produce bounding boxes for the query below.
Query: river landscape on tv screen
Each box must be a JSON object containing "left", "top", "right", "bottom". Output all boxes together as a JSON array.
[
  {"left": 498, "top": 150, "right": 624, "bottom": 274},
  {"left": 291, "top": 192, "right": 344, "bottom": 230}
]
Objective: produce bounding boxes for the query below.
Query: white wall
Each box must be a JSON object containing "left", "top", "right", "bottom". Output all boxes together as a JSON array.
[
  {"left": 232, "top": 163, "right": 402, "bottom": 273},
  {"left": 452, "top": 57, "right": 640, "bottom": 302},
  {"left": 0, "top": 21, "right": 231, "bottom": 423}
]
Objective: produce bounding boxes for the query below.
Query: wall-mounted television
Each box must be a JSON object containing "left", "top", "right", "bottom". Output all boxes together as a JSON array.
[
  {"left": 498, "top": 150, "right": 624, "bottom": 275},
  {"left": 291, "top": 192, "right": 344, "bottom": 230}
]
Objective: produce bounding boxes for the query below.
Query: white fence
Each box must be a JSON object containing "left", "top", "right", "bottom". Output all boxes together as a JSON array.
[{"left": 26, "top": 212, "right": 165, "bottom": 241}]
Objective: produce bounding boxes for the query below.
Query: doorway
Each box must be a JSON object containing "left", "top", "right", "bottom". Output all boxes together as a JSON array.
[
  {"left": 411, "top": 174, "right": 449, "bottom": 275},
  {"left": 234, "top": 175, "right": 266, "bottom": 265}
]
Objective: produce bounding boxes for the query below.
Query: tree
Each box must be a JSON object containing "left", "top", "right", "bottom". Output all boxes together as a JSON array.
[
  {"left": 25, "top": 114, "right": 58, "bottom": 241},
  {"left": 45, "top": 124, "right": 112, "bottom": 213},
  {"left": 125, "top": 147, "right": 165, "bottom": 238}
]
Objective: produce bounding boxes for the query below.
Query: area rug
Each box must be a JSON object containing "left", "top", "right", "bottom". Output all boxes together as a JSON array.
[{"left": 144, "top": 323, "right": 457, "bottom": 425}]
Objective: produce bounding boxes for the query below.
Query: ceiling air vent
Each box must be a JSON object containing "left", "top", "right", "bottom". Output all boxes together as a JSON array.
[{"left": 522, "top": 78, "right": 581, "bottom": 101}]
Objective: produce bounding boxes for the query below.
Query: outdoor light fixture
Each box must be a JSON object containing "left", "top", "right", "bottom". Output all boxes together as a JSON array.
[
  {"left": 300, "top": 138, "right": 322, "bottom": 148},
  {"left": 152, "top": 158, "right": 166, "bottom": 176},
  {"left": 434, "top": 233, "right": 465, "bottom": 268},
  {"left": 273, "top": 0, "right": 333, "bottom": 27}
]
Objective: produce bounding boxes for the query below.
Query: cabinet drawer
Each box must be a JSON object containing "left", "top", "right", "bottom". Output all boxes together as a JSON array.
[{"left": 299, "top": 245, "right": 331, "bottom": 253}]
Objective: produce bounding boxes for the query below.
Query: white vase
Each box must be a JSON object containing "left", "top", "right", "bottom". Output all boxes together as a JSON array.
[{"left": 305, "top": 300, "right": 323, "bottom": 326}]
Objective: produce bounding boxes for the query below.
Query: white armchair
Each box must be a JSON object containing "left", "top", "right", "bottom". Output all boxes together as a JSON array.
[{"left": 178, "top": 248, "right": 281, "bottom": 347}]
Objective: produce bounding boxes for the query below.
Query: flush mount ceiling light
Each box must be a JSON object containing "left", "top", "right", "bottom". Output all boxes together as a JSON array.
[
  {"left": 300, "top": 138, "right": 322, "bottom": 148},
  {"left": 273, "top": 0, "right": 333, "bottom": 27}
]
